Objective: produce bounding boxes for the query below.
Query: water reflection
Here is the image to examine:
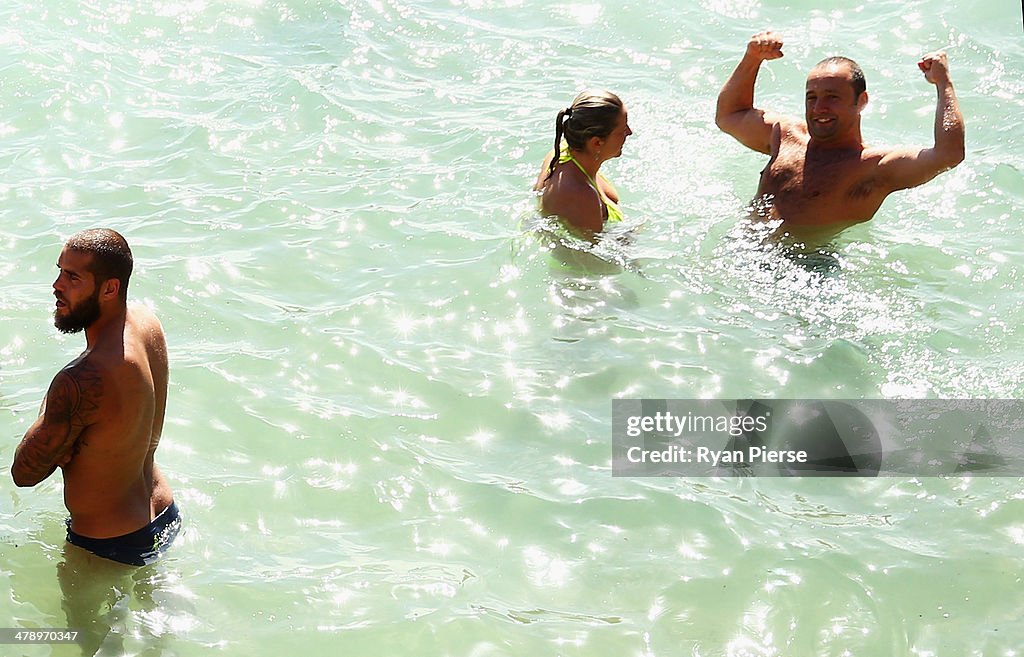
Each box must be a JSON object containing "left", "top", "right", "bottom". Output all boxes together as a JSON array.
[
  {"left": 57, "top": 545, "right": 189, "bottom": 656},
  {"left": 728, "top": 211, "right": 845, "bottom": 278},
  {"left": 517, "top": 213, "right": 642, "bottom": 277}
]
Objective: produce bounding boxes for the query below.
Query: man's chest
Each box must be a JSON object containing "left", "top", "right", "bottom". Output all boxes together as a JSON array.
[{"left": 761, "top": 146, "right": 879, "bottom": 203}]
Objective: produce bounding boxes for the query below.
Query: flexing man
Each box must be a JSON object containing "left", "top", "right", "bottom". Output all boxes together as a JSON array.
[
  {"left": 716, "top": 30, "right": 964, "bottom": 239},
  {"left": 13, "top": 229, "right": 179, "bottom": 566}
]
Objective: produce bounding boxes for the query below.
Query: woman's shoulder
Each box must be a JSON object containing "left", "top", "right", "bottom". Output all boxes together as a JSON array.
[
  {"left": 540, "top": 170, "right": 605, "bottom": 232},
  {"left": 533, "top": 149, "right": 559, "bottom": 191}
]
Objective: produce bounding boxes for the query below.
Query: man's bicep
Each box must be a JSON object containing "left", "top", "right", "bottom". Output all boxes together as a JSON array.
[
  {"left": 12, "top": 371, "right": 90, "bottom": 486},
  {"left": 717, "top": 109, "right": 786, "bottom": 155},
  {"left": 879, "top": 146, "right": 951, "bottom": 191}
]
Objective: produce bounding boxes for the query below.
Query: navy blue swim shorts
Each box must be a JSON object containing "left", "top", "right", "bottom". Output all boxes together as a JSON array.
[{"left": 66, "top": 502, "right": 181, "bottom": 566}]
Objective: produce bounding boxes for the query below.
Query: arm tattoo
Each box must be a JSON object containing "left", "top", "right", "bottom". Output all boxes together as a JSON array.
[
  {"left": 12, "top": 360, "right": 102, "bottom": 486},
  {"left": 50, "top": 364, "right": 101, "bottom": 432}
]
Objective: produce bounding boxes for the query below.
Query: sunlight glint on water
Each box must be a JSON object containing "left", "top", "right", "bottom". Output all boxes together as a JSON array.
[{"left": 0, "top": 0, "right": 1022, "bottom": 655}]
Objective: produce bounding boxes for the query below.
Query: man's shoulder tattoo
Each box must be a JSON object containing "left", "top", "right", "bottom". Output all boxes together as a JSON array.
[{"left": 49, "top": 359, "right": 104, "bottom": 429}]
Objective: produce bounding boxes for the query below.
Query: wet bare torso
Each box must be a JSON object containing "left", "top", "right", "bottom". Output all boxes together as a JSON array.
[
  {"left": 534, "top": 150, "right": 620, "bottom": 235},
  {"left": 61, "top": 305, "right": 172, "bottom": 538},
  {"left": 753, "top": 122, "right": 892, "bottom": 239}
]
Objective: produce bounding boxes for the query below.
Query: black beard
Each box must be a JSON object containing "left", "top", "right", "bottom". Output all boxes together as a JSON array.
[{"left": 54, "top": 289, "right": 101, "bottom": 334}]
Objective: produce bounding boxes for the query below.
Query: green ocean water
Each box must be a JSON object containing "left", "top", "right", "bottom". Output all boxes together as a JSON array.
[{"left": 1, "top": 0, "right": 1022, "bottom": 655}]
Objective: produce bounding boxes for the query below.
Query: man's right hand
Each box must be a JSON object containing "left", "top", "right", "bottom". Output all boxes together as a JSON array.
[
  {"left": 746, "top": 31, "right": 784, "bottom": 61},
  {"left": 918, "top": 51, "right": 951, "bottom": 85}
]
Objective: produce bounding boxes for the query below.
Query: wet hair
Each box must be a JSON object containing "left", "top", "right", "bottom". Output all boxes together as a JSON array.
[
  {"left": 814, "top": 56, "right": 866, "bottom": 98},
  {"left": 65, "top": 228, "right": 133, "bottom": 302},
  {"left": 546, "top": 90, "right": 624, "bottom": 181}
]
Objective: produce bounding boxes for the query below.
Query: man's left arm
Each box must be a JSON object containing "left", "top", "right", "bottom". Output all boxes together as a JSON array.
[
  {"left": 12, "top": 364, "right": 97, "bottom": 487},
  {"left": 879, "top": 51, "right": 965, "bottom": 191}
]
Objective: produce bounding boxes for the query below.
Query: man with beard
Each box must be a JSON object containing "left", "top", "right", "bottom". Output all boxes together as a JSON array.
[
  {"left": 715, "top": 30, "right": 965, "bottom": 240},
  {"left": 12, "top": 229, "right": 180, "bottom": 565}
]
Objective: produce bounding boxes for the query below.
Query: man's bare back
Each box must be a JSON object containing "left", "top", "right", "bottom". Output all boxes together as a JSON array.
[
  {"left": 13, "top": 229, "right": 178, "bottom": 565},
  {"left": 59, "top": 304, "right": 172, "bottom": 537},
  {"left": 716, "top": 30, "right": 964, "bottom": 237}
]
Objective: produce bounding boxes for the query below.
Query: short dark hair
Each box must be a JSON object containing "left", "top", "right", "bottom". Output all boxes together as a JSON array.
[
  {"left": 546, "top": 90, "right": 624, "bottom": 181},
  {"left": 65, "top": 228, "right": 133, "bottom": 302},
  {"left": 814, "top": 56, "right": 866, "bottom": 98}
]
